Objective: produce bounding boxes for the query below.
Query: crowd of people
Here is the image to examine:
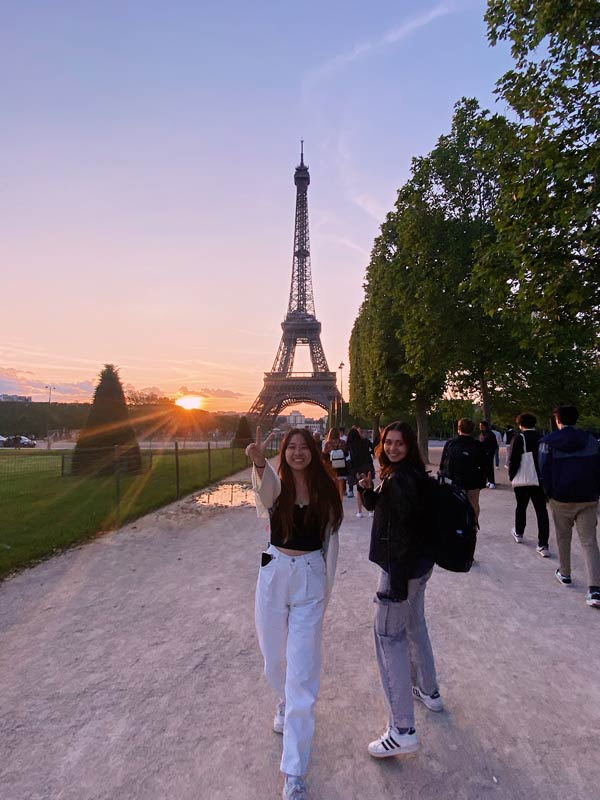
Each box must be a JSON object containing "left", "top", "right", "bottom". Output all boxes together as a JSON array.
[{"left": 246, "top": 405, "right": 600, "bottom": 800}]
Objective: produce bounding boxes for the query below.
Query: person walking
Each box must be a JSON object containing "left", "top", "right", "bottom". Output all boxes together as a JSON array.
[
  {"left": 439, "top": 418, "right": 487, "bottom": 519},
  {"left": 358, "top": 422, "right": 442, "bottom": 758},
  {"left": 346, "top": 426, "right": 374, "bottom": 516},
  {"left": 539, "top": 405, "right": 600, "bottom": 608},
  {"left": 508, "top": 412, "right": 550, "bottom": 556},
  {"left": 479, "top": 420, "right": 499, "bottom": 488},
  {"left": 247, "top": 427, "right": 343, "bottom": 799},
  {"left": 323, "top": 427, "right": 348, "bottom": 500}
]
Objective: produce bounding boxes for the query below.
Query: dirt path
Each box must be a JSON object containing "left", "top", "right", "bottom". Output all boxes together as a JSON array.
[{"left": 1, "top": 450, "right": 599, "bottom": 800}]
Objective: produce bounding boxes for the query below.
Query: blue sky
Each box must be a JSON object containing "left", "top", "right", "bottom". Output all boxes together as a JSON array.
[{"left": 1, "top": 1, "right": 513, "bottom": 410}]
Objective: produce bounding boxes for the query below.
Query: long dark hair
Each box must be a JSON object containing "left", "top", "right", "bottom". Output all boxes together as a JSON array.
[
  {"left": 277, "top": 428, "right": 343, "bottom": 543},
  {"left": 376, "top": 421, "right": 425, "bottom": 479}
]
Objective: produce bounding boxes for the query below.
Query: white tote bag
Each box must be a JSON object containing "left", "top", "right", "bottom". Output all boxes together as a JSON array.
[{"left": 511, "top": 434, "right": 539, "bottom": 487}]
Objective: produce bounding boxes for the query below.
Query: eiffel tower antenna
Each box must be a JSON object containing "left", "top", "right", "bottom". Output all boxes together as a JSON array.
[{"left": 248, "top": 147, "right": 340, "bottom": 421}]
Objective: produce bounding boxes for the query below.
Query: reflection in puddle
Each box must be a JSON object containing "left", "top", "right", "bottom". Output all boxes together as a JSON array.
[{"left": 194, "top": 482, "right": 254, "bottom": 508}]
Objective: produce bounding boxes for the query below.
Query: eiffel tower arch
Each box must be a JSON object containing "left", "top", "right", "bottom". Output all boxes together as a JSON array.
[{"left": 248, "top": 145, "right": 341, "bottom": 422}]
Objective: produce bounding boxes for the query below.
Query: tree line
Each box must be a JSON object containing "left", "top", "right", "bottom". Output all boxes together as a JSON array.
[{"left": 349, "top": 1, "right": 600, "bottom": 460}]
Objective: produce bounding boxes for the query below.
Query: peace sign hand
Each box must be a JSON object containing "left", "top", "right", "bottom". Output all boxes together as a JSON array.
[
  {"left": 246, "top": 425, "right": 274, "bottom": 468},
  {"left": 358, "top": 471, "right": 374, "bottom": 490}
]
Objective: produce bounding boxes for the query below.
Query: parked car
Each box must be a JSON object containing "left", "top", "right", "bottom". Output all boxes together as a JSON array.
[{"left": 3, "top": 435, "right": 36, "bottom": 448}]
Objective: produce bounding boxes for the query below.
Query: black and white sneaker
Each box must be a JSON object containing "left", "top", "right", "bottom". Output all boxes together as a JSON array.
[
  {"left": 368, "top": 726, "right": 418, "bottom": 758},
  {"left": 555, "top": 569, "right": 572, "bottom": 586},
  {"left": 585, "top": 590, "right": 600, "bottom": 608},
  {"left": 536, "top": 546, "right": 550, "bottom": 558},
  {"left": 412, "top": 686, "right": 443, "bottom": 711},
  {"left": 512, "top": 528, "right": 524, "bottom": 543}
]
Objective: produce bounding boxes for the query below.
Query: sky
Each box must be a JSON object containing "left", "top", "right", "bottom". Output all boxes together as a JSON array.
[{"left": 1, "top": 0, "right": 513, "bottom": 413}]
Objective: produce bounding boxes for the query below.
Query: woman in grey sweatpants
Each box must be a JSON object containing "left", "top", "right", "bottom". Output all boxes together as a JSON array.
[{"left": 358, "top": 421, "right": 442, "bottom": 758}]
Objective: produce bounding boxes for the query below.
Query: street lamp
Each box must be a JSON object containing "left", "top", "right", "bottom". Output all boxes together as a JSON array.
[
  {"left": 45, "top": 385, "right": 56, "bottom": 449},
  {"left": 338, "top": 362, "right": 345, "bottom": 427}
]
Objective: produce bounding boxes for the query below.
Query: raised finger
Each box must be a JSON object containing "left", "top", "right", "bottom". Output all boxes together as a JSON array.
[{"left": 255, "top": 425, "right": 262, "bottom": 447}]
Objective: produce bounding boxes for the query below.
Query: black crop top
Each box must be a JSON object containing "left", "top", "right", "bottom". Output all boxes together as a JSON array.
[{"left": 269, "top": 504, "right": 323, "bottom": 551}]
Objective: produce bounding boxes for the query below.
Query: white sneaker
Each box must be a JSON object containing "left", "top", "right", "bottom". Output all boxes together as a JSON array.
[
  {"left": 273, "top": 700, "right": 285, "bottom": 733},
  {"left": 368, "top": 726, "right": 419, "bottom": 758},
  {"left": 512, "top": 528, "right": 524, "bottom": 543},
  {"left": 488, "top": 483, "right": 496, "bottom": 489},
  {"left": 356, "top": 511, "right": 364, "bottom": 518},
  {"left": 536, "top": 546, "right": 550, "bottom": 558},
  {"left": 282, "top": 776, "right": 307, "bottom": 800},
  {"left": 368, "top": 511, "right": 374, "bottom": 517},
  {"left": 412, "top": 686, "right": 443, "bottom": 712}
]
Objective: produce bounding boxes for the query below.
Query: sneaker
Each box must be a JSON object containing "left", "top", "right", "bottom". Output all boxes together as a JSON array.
[
  {"left": 347, "top": 491, "right": 354, "bottom": 498},
  {"left": 368, "top": 726, "right": 419, "bottom": 758},
  {"left": 536, "top": 546, "right": 550, "bottom": 558},
  {"left": 368, "top": 511, "right": 374, "bottom": 518},
  {"left": 273, "top": 700, "right": 285, "bottom": 734},
  {"left": 585, "top": 590, "right": 600, "bottom": 608},
  {"left": 488, "top": 483, "right": 496, "bottom": 489},
  {"left": 282, "top": 776, "right": 307, "bottom": 800},
  {"left": 412, "top": 686, "right": 443, "bottom": 712},
  {"left": 356, "top": 511, "right": 364, "bottom": 518},
  {"left": 512, "top": 528, "right": 524, "bottom": 543},
  {"left": 555, "top": 568, "right": 572, "bottom": 586}
]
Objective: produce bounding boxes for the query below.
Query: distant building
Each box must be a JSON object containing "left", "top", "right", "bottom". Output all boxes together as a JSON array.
[
  {"left": 0, "top": 394, "right": 32, "bottom": 402},
  {"left": 287, "top": 409, "right": 305, "bottom": 427}
]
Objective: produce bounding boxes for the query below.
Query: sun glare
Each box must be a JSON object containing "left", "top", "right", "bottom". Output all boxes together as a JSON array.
[{"left": 176, "top": 395, "right": 203, "bottom": 410}]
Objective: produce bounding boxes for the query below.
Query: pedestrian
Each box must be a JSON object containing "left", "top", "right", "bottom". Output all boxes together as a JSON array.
[
  {"left": 323, "top": 427, "right": 348, "bottom": 500},
  {"left": 346, "top": 426, "right": 374, "bottom": 517},
  {"left": 508, "top": 412, "right": 550, "bottom": 556},
  {"left": 539, "top": 405, "right": 600, "bottom": 608},
  {"left": 247, "top": 426, "right": 344, "bottom": 799},
  {"left": 439, "top": 418, "right": 487, "bottom": 519},
  {"left": 479, "top": 420, "right": 499, "bottom": 488},
  {"left": 358, "top": 421, "right": 442, "bottom": 759},
  {"left": 492, "top": 426, "right": 503, "bottom": 467}
]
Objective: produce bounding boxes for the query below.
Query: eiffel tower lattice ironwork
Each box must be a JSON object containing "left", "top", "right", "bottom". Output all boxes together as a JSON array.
[{"left": 248, "top": 145, "right": 341, "bottom": 421}]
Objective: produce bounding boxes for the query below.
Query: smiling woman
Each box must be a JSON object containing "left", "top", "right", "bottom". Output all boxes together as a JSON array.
[{"left": 175, "top": 396, "right": 203, "bottom": 410}]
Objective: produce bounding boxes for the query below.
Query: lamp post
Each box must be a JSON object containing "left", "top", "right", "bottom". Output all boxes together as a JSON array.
[
  {"left": 45, "top": 385, "right": 55, "bottom": 449},
  {"left": 338, "top": 362, "right": 345, "bottom": 427}
]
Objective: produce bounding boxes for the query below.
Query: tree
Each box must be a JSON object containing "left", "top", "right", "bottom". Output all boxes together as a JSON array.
[
  {"left": 232, "top": 415, "right": 253, "bottom": 448},
  {"left": 72, "top": 364, "right": 141, "bottom": 475},
  {"left": 483, "top": 0, "right": 600, "bottom": 331}
]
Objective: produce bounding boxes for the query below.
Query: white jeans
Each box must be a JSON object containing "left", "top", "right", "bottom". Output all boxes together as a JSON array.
[{"left": 255, "top": 544, "right": 326, "bottom": 776}]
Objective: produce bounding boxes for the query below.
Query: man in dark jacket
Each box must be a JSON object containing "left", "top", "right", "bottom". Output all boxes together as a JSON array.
[
  {"left": 440, "top": 418, "right": 486, "bottom": 519},
  {"left": 539, "top": 405, "right": 600, "bottom": 608},
  {"left": 508, "top": 412, "right": 550, "bottom": 555}
]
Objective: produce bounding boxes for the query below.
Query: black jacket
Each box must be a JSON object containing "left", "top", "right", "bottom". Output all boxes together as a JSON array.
[
  {"left": 508, "top": 429, "right": 543, "bottom": 482},
  {"left": 359, "top": 462, "right": 433, "bottom": 601},
  {"left": 539, "top": 427, "right": 600, "bottom": 502}
]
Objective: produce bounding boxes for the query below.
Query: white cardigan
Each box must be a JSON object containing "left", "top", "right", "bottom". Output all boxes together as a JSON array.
[{"left": 251, "top": 460, "right": 339, "bottom": 605}]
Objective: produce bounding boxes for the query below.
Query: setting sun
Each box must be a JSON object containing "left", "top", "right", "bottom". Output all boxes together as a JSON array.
[{"left": 175, "top": 395, "right": 203, "bottom": 410}]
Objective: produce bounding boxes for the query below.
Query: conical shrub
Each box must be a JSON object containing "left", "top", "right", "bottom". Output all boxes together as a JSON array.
[
  {"left": 232, "top": 415, "right": 253, "bottom": 448},
  {"left": 72, "top": 364, "right": 142, "bottom": 476}
]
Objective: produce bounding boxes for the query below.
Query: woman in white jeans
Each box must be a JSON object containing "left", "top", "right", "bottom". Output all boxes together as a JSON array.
[{"left": 247, "top": 427, "right": 343, "bottom": 800}]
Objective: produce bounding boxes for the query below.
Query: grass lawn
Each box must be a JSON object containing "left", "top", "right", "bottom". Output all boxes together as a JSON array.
[{"left": 0, "top": 448, "right": 248, "bottom": 580}]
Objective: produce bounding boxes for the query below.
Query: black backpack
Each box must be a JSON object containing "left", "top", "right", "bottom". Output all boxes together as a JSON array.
[
  {"left": 441, "top": 439, "right": 484, "bottom": 489},
  {"left": 421, "top": 476, "right": 478, "bottom": 572}
]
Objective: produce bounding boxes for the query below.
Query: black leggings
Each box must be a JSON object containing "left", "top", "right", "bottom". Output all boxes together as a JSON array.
[{"left": 513, "top": 486, "right": 550, "bottom": 546}]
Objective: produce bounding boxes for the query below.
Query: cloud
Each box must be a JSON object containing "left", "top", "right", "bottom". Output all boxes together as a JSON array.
[
  {"left": 0, "top": 367, "right": 95, "bottom": 401},
  {"left": 178, "top": 385, "right": 244, "bottom": 399},
  {"left": 304, "top": 3, "right": 460, "bottom": 89}
]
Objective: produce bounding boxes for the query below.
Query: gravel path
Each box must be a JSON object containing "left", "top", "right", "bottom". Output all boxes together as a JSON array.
[{"left": 1, "top": 449, "right": 599, "bottom": 800}]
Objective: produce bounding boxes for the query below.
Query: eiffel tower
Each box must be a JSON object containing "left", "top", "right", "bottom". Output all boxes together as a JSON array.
[{"left": 248, "top": 144, "right": 340, "bottom": 421}]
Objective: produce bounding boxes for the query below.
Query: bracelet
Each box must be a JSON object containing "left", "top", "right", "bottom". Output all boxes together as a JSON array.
[{"left": 253, "top": 461, "right": 267, "bottom": 468}]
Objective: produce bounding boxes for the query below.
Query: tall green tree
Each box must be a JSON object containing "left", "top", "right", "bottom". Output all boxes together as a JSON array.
[
  {"left": 72, "top": 364, "right": 141, "bottom": 475},
  {"left": 483, "top": 0, "right": 600, "bottom": 330}
]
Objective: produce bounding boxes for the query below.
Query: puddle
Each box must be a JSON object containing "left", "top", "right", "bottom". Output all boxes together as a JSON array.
[{"left": 194, "top": 482, "right": 254, "bottom": 508}]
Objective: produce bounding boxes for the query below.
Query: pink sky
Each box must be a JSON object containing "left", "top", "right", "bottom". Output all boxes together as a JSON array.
[{"left": 1, "top": 2, "right": 511, "bottom": 414}]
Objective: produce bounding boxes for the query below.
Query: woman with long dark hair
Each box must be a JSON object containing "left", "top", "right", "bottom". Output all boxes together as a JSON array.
[
  {"left": 247, "top": 427, "right": 343, "bottom": 800},
  {"left": 358, "top": 421, "right": 442, "bottom": 758}
]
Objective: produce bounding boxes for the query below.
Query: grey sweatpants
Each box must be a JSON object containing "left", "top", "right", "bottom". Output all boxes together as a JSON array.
[{"left": 374, "top": 569, "right": 438, "bottom": 729}]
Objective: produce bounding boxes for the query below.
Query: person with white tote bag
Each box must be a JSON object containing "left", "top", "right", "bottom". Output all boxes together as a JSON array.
[{"left": 508, "top": 412, "right": 550, "bottom": 556}]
